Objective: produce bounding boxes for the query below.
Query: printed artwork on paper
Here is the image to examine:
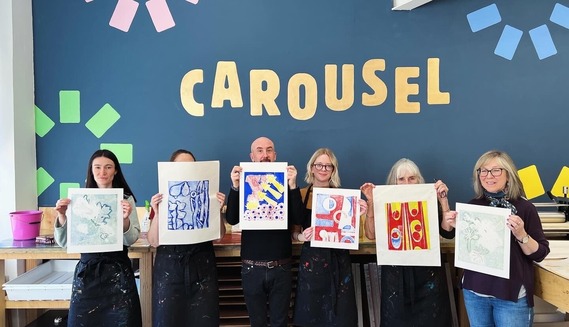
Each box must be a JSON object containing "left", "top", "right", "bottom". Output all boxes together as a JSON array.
[
  {"left": 454, "top": 203, "right": 511, "bottom": 279},
  {"left": 239, "top": 162, "right": 288, "bottom": 230},
  {"left": 385, "top": 201, "right": 431, "bottom": 251},
  {"left": 67, "top": 188, "right": 123, "bottom": 253},
  {"left": 310, "top": 187, "right": 361, "bottom": 250},
  {"left": 167, "top": 180, "right": 210, "bottom": 230},
  {"left": 373, "top": 184, "right": 440, "bottom": 266},
  {"left": 158, "top": 161, "right": 221, "bottom": 245}
]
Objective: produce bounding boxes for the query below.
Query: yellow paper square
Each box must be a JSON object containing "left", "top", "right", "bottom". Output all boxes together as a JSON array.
[
  {"left": 518, "top": 165, "right": 545, "bottom": 200},
  {"left": 552, "top": 166, "right": 569, "bottom": 197}
]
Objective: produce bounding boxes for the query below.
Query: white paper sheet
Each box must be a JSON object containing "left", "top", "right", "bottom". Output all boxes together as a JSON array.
[
  {"left": 239, "top": 162, "right": 288, "bottom": 230},
  {"left": 454, "top": 203, "right": 511, "bottom": 279},
  {"left": 373, "top": 184, "right": 440, "bottom": 266},
  {"left": 310, "top": 187, "right": 361, "bottom": 250},
  {"left": 157, "top": 161, "right": 221, "bottom": 245},
  {"left": 67, "top": 188, "right": 124, "bottom": 253}
]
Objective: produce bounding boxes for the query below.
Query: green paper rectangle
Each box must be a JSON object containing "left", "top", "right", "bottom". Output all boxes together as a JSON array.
[
  {"left": 37, "top": 167, "right": 55, "bottom": 196},
  {"left": 100, "top": 143, "right": 133, "bottom": 164},
  {"left": 86, "top": 103, "right": 121, "bottom": 138},
  {"left": 60, "top": 183, "right": 81, "bottom": 199},
  {"left": 59, "top": 90, "right": 80, "bottom": 123}
]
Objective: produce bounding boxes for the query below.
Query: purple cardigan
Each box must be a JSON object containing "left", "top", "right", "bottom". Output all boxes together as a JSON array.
[{"left": 460, "top": 197, "right": 549, "bottom": 307}]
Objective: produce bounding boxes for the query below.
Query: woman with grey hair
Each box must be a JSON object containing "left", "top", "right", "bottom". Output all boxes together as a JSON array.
[
  {"left": 445, "top": 150, "right": 549, "bottom": 326},
  {"left": 360, "top": 158, "right": 454, "bottom": 326},
  {"left": 292, "top": 148, "right": 367, "bottom": 326}
]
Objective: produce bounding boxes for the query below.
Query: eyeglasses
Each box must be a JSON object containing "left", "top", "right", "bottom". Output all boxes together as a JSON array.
[
  {"left": 312, "top": 163, "right": 334, "bottom": 171},
  {"left": 477, "top": 168, "right": 505, "bottom": 178}
]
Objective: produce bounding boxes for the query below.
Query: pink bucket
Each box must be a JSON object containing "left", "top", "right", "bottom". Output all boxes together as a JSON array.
[{"left": 9, "top": 211, "right": 42, "bottom": 240}]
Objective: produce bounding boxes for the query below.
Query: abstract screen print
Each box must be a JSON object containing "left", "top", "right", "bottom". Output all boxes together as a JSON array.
[
  {"left": 385, "top": 201, "right": 430, "bottom": 251},
  {"left": 454, "top": 203, "right": 511, "bottom": 279},
  {"left": 373, "top": 184, "right": 441, "bottom": 266},
  {"left": 67, "top": 188, "right": 123, "bottom": 253},
  {"left": 310, "top": 187, "right": 361, "bottom": 250},
  {"left": 167, "top": 180, "right": 210, "bottom": 230},
  {"left": 158, "top": 161, "right": 221, "bottom": 245},
  {"left": 239, "top": 162, "right": 288, "bottom": 230}
]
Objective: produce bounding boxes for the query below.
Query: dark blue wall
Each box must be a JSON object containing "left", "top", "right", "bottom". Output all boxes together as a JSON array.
[{"left": 33, "top": 0, "right": 569, "bottom": 206}]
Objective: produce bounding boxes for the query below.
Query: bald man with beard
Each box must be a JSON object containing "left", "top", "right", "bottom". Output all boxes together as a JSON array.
[{"left": 225, "top": 136, "right": 303, "bottom": 327}]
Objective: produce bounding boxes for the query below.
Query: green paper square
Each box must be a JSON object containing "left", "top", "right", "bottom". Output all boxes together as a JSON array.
[
  {"left": 60, "top": 183, "right": 80, "bottom": 199},
  {"left": 100, "top": 143, "right": 133, "bottom": 164},
  {"left": 59, "top": 90, "right": 80, "bottom": 123},
  {"left": 35, "top": 105, "right": 55, "bottom": 137},
  {"left": 37, "top": 167, "right": 55, "bottom": 196},
  {"left": 85, "top": 103, "right": 121, "bottom": 138}
]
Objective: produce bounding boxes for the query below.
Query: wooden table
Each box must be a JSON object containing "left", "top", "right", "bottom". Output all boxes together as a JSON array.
[
  {"left": 0, "top": 239, "right": 152, "bottom": 327},
  {"left": 534, "top": 240, "right": 569, "bottom": 314}
]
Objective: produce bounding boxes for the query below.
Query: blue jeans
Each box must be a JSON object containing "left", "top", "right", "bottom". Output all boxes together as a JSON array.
[
  {"left": 462, "top": 289, "right": 533, "bottom": 327},
  {"left": 241, "top": 262, "right": 292, "bottom": 327}
]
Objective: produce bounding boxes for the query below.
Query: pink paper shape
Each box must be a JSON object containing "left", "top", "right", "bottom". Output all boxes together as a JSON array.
[
  {"left": 109, "top": 0, "right": 139, "bottom": 32},
  {"left": 187, "top": 0, "right": 200, "bottom": 4},
  {"left": 146, "top": 0, "right": 176, "bottom": 33}
]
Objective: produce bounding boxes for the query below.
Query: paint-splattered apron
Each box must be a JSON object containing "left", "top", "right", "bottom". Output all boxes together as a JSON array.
[
  {"left": 293, "top": 185, "right": 357, "bottom": 327},
  {"left": 68, "top": 247, "right": 142, "bottom": 327},
  {"left": 152, "top": 242, "right": 219, "bottom": 327},
  {"left": 380, "top": 265, "right": 451, "bottom": 326}
]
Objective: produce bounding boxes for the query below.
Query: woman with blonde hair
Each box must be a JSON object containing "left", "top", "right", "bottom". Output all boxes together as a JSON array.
[
  {"left": 445, "top": 150, "right": 549, "bottom": 326},
  {"left": 292, "top": 148, "right": 367, "bottom": 326}
]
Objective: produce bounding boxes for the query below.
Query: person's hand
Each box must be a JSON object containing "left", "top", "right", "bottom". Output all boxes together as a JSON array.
[
  {"left": 507, "top": 214, "right": 526, "bottom": 240},
  {"left": 358, "top": 199, "right": 368, "bottom": 216},
  {"left": 360, "top": 183, "right": 375, "bottom": 201},
  {"left": 442, "top": 210, "right": 457, "bottom": 231},
  {"left": 287, "top": 165, "right": 298, "bottom": 189},
  {"left": 55, "top": 198, "right": 70, "bottom": 216},
  {"left": 301, "top": 226, "right": 314, "bottom": 242},
  {"left": 150, "top": 193, "right": 163, "bottom": 213},
  {"left": 55, "top": 198, "right": 70, "bottom": 225},
  {"left": 121, "top": 200, "right": 132, "bottom": 231},
  {"left": 434, "top": 180, "right": 448, "bottom": 199},
  {"left": 230, "top": 166, "right": 242, "bottom": 188},
  {"left": 216, "top": 192, "right": 226, "bottom": 206}
]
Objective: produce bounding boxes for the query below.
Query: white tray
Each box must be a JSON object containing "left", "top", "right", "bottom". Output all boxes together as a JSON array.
[{"left": 2, "top": 260, "right": 77, "bottom": 301}]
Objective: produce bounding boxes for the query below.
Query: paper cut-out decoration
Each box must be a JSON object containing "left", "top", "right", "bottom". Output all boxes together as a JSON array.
[
  {"left": 158, "top": 161, "right": 221, "bottom": 245},
  {"left": 518, "top": 165, "right": 545, "bottom": 200},
  {"left": 239, "top": 162, "right": 288, "bottom": 230},
  {"left": 310, "top": 187, "right": 360, "bottom": 250},
  {"left": 109, "top": 0, "right": 139, "bottom": 32},
  {"left": 373, "top": 184, "right": 440, "bottom": 266},
  {"left": 146, "top": 0, "right": 176, "bottom": 32},
  {"left": 67, "top": 188, "right": 123, "bottom": 253},
  {"left": 454, "top": 203, "right": 511, "bottom": 279}
]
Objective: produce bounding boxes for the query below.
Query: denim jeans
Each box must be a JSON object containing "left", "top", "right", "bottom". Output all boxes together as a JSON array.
[
  {"left": 463, "top": 289, "right": 533, "bottom": 327},
  {"left": 241, "top": 262, "right": 292, "bottom": 327}
]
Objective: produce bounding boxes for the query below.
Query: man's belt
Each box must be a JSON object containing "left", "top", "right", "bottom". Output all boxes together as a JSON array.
[{"left": 242, "top": 258, "right": 292, "bottom": 269}]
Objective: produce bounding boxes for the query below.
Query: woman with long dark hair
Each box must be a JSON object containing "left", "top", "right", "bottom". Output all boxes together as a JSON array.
[{"left": 54, "top": 149, "right": 142, "bottom": 326}]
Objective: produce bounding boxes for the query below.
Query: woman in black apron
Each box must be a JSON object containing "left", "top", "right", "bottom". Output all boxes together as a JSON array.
[
  {"left": 292, "top": 148, "right": 367, "bottom": 327},
  {"left": 147, "top": 149, "right": 226, "bottom": 327},
  {"left": 54, "top": 149, "right": 142, "bottom": 327}
]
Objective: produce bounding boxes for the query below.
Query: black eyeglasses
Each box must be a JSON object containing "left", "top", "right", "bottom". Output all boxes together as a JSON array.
[
  {"left": 312, "top": 163, "right": 334, "bottom": 171},
  {"left": 477, "top": 168, "right": 505, "bottom": 178}
]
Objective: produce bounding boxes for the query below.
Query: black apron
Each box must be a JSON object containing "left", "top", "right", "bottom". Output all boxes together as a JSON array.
[
  {"left": 293, "top": 185, "right": 357, "bottom": 327},
  {"left": 68, "top": 246, "right": 142, "bottom": 327}
]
